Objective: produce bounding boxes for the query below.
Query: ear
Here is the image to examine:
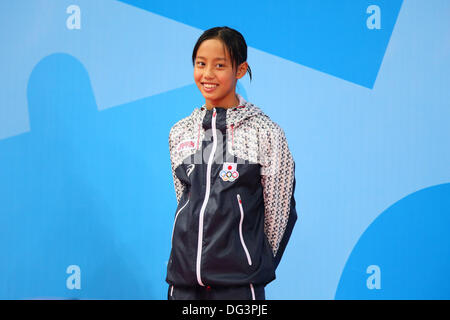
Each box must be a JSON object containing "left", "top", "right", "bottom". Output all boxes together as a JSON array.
[{"left": 235, "top": 61, "right": 248, "bottom": 80}]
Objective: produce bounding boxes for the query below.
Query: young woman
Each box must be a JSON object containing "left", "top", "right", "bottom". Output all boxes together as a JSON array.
[{"left": 166, "top": 26, "right": 297, "bottom": 300}]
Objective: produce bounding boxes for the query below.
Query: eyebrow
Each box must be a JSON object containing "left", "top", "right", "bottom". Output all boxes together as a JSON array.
[{"left": 196, "top": 56, "right": 227, "bottom": 61}]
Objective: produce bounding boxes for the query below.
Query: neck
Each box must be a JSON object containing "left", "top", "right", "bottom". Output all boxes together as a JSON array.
[{"left": 205, "top": 94, "right": 239, "bottom": 110}]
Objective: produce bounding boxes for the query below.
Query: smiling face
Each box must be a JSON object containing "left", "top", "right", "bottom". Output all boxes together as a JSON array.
[{"left": 194, "top": 39, "right": 247, "bottom": 110}]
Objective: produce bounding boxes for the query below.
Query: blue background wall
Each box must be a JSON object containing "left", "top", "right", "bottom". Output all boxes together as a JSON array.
[{"left": 0, "top": 0, "right": 449, "bottom": 299}]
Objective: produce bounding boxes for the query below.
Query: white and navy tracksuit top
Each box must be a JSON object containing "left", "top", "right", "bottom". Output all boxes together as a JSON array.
[{"left": 166, "top": 93, "right": 297, "bottom": 287}]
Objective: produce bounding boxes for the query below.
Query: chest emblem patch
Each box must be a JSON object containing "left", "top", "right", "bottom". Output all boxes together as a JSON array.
[{"left": 220, "top": 162, "right": 239, "bottom": 182}]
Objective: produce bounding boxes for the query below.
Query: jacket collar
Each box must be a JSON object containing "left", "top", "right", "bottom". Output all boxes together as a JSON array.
[
  {"left": 228, "top": 93, "right": 264, "bottom": 126},
  {"left": 191, "top": 93, "right": 263, "bottom": 128}
]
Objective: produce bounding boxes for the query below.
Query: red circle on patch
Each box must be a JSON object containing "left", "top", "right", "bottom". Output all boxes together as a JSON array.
[{"left": 228, "top": 165, "right": 232, "bottom": 170}]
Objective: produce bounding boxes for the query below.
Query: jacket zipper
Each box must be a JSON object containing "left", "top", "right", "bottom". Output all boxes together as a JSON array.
[
  {"left": 196, "top": 109, "right": 218, "bottom": 286},
  {"left": 250, "top": 283, "right": 255, "bottom": 300},
  {"left": 237, "top": 194, "right": 252, "bottom": 266}
]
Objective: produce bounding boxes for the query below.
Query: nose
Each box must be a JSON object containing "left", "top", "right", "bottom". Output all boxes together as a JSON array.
[{"left": 204, "top": 65, "right": 215, "bottom": 79}]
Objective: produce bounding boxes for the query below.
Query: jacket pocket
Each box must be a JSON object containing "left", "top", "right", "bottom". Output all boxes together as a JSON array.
[
  {"left": 171, "top": 196, "right": 190, "bottom": 246},
  {"left": 236, "top": 194, "right": 252, "bottom": 266}
]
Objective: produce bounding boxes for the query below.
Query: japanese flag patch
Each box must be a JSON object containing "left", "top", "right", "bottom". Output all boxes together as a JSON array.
[{"left": 220, "top": 162, "right": 239, "bottom": 182}]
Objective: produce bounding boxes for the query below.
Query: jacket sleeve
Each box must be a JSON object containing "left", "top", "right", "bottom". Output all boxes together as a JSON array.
[
  {"left": 169, "top": 126, "right": 186, "bottom": 205},
  {"left": 260, "top": 122, "right": 297, "bottom": 269}
]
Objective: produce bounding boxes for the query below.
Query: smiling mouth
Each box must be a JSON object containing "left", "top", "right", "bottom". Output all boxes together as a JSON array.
[
  {"left": 201, "top": 82, "right": 219, "bottom": 92},
  {"left": 202, "top": 82, "right": 218, "bottom": 88}
]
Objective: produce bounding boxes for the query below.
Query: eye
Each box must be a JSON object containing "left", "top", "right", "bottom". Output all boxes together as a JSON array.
[
  {"left": 216, "top": 64, "right": 224, "bottom": 68},
  {"left": 196, "top": 61, "right": 205, "bottom": 67}
]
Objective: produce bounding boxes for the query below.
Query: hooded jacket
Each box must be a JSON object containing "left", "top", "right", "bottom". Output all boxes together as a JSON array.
[{"left": 166, "top": 93, "right": 297, "bottom": 287}]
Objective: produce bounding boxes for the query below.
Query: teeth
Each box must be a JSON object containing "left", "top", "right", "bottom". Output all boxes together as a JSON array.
[{"left": 203, "top": 83, "right": 217, "bottom": 88}]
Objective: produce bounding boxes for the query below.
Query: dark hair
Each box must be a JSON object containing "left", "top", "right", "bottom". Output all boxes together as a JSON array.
[{"left": 192, "top": 26, "right": 252, "bottom": 81}]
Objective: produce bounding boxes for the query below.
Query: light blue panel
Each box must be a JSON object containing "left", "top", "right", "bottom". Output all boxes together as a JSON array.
[
  {"left": 248, "top": 0, "right": 450, "bottom": 299},
  {"left": 119, "top": 0, "right": 403, "bottom": 88},
  {"left": 0, "top": 0, "right": 449, "bottom": 300},
  {"left": 335, "top": 183, "right": 450, "bottom": 299},
  {"left": 0, "top": 0, "right": 201, "bottom": 140},
  {"left": 0, "top": 53, "right": 201, "bottom": 299}
]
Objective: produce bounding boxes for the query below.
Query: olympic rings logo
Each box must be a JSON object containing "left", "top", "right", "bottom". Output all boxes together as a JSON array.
[{"left": 220, "top": 169, "right": 239, "bottom": 182}]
